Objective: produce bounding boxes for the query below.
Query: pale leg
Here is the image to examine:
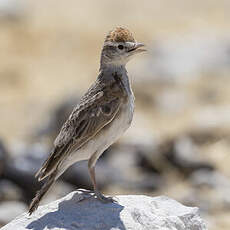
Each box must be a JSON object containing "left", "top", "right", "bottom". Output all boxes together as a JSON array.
[{"left": 88, "top": 156, "right": 115, "bottom": 203}]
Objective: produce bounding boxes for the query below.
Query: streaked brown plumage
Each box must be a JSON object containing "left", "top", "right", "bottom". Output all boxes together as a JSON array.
[{"left": 29, "top": 27, "right": 145, "bottom": 215}]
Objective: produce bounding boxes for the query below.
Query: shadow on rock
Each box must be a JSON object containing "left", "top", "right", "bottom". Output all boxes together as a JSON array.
[{"left": 27, "top": 192, "right": 125, "bottom": 230}]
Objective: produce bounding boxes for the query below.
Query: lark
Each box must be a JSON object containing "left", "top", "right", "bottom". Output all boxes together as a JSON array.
[{"left": 29, "top": 27, "right": 145, "bottom": 215}]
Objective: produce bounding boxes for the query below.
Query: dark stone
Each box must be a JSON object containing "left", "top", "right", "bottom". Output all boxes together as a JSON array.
[
  {"left": 161, "top": 137, "right": 215, "bottom": 175},
  {"left": 62, "top": 160, "right": 93, "bottom": 190},
  {"left": 62, "top": 159, "right": 113, "bottom": 190},
  {"left": 136, "top": 148, "right": 161, "bottom": 174},
  {"left": 103, "top": 144, "right": 162, "bottom": 191},
  {"left": 0, "top": 179, "right": 24, "bottom": 202},
  {"left": 0, "top": 138, "right": 9, "bottom": 178},
  {"left": 3, "top": 143, "right": 48, "bottom": 202},
  {"left": 35, "top": 96, "right": 80, "bottom": 140}
]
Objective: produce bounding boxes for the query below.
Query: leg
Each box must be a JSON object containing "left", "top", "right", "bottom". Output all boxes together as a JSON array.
[{"left": 88, "top": 154, "right": 115, "bottom": 203}]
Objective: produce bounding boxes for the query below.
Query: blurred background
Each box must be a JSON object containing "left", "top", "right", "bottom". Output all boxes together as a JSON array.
[{"left": 0, "top": 0, "right": 230, "bottom": 228}]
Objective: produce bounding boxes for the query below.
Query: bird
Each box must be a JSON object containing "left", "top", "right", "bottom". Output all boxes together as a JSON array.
[{"left": 28, "top": 26, "right": 145, "bottom": 215}]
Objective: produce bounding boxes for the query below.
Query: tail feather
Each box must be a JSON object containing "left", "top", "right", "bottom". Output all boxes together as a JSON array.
[
  {"left": 35, "top": 147, "right": 60, "bottom": 181},
  {"left": 35, "top": 144, "right": 70, "bottom": 181},
  {"left": 29, "top": 142, "right": 71, "bottom": 214},
  {"left": 28, "top": 171, "right": 56, "bottom": 215}
]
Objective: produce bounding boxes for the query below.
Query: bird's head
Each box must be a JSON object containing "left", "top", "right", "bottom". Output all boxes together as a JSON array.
[{"left": 100, "top": 27, "right": 145, "bottom": 69}]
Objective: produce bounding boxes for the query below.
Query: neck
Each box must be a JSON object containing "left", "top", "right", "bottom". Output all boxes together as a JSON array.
[
  {"left": 99, "top": 62, "right": 132, "bottom": 94},
  {"left": 100, "top": 63, "right": 126, "bottom": 74}
]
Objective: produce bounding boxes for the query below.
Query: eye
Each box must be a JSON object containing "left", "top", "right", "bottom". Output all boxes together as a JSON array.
[{"left": 118, "top": 45, "right": 124, "bottom": 50}]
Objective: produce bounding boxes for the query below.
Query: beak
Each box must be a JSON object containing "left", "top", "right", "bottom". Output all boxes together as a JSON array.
[{"left": 128, "top": 42, "right": 146, "bottom": 55}]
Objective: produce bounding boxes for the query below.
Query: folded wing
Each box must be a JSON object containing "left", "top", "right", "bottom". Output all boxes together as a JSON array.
[{"left": 36, "top": 87, "right": 123, "bottom": 181}]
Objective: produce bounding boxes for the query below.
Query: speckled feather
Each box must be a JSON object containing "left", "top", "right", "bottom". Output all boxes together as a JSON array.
[
  {"left": 35, "top": 72, "right": 128, "bottom": 181},
  {"left": 29, "top": 26, "right": 141, "bottom": 215}
]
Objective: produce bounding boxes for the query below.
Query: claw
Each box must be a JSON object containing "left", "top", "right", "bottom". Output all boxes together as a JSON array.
[{"left": 95, "top": 191, "right": 116, "bottom": 203}]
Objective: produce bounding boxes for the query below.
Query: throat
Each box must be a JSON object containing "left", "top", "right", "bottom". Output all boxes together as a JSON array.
[
  {"left": 100, "top": 64, "right": 127, "bottom": 82},
  {"left": 100, "top": 64, "right": 132, "bottom": 94},
  {"left": 100, "top": 63, "right": 127, "bottom": 74}
]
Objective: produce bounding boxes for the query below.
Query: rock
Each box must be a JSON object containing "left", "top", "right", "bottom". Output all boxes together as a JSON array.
[
  {"left": 63, "top": 143, "right": 162, "bottom": 192},
  {"left": 105, "top": 144, "right": 162, "bottom": 191},
  {"left": 0, "top": 201, "right": 27, "bottom": 227},
  {"left": 0, "top": 180, "right": 24, "bottom": 202},
  {"left": 162, "top": 137, "right": 214, "bottom": 175},
  {"left": 62, "top": 160, "right": 94, "bottom": 190},
  {"left": 35, "top": 96, "right": 80, "bottom": 140},
  {"left": 190, "top": 170, "right": 230, "bottom": 189},
  {"left": 1, "top": 190, "right": 207, "bottom": 230},
  {"left": 185, "top": 170, "right": 230, "bottom": 211},
  {"left": 0, "top": 139, "right": 9, "bottom": 178},
  {"left": 3, "top": 143, "right": 49, "bottom": 201}
]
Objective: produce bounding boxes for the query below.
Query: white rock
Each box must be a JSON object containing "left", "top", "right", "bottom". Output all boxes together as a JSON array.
[{"left": 1, "top": 190, "right": 207, "bottom": 230}]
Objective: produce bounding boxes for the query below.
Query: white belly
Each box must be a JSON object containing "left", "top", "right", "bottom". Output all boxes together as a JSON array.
[{"left": 57, "top": 94, "right": 134, "bottom": 178}]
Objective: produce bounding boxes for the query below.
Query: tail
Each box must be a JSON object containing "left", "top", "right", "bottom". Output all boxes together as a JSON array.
[
  {"left": 28, "top": 171, "right": 57, "bottom": 215},
  {"left": 35, "top": 147, "right": 61, "bottom": 181},
  {"left": 35, "top": 144, "right": 69, "bottom": 181}
]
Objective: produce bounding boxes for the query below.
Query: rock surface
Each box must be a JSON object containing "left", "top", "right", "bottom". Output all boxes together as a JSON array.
[{"left": 1, "top": 190, "right": 206, "bottom": 230}]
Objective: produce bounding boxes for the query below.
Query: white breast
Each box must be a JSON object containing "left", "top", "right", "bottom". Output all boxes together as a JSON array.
[{"left": 104, "top": 93, "right": 135, "bottom": 146}]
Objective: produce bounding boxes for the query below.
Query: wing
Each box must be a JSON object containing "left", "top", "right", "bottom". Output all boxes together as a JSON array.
[
  {"left": 55, "top": 92, "right": 121, "bottom": 149},
  {"left": 36, "top": 77, "right": 126, "bottom": 180}
]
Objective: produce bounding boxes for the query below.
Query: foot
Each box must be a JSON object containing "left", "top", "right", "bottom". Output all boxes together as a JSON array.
[
  {"left": 95, "top": 190, "right": 116, "bottom": 203},
  {"left": 75, "top": 189, "right": 95, "bottom": 203}
]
